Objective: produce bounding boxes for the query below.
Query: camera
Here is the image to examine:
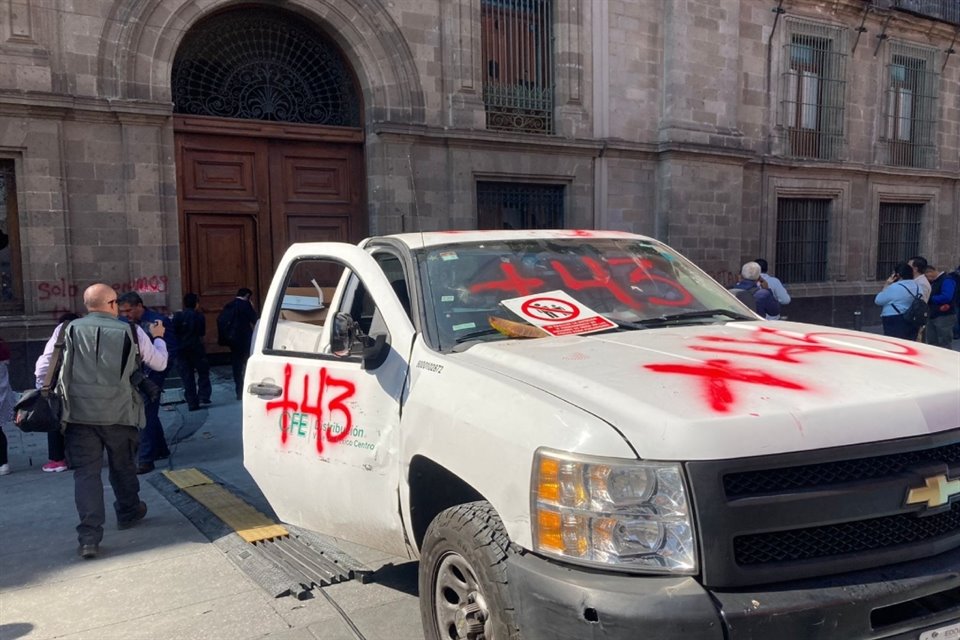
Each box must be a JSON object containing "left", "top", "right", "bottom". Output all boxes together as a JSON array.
[{"left": 131, "top": 370, "right": 162, "bottom": 403}]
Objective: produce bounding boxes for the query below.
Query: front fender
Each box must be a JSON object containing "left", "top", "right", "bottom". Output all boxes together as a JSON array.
[{"left": 399, "top": 339, "right": 637, "bottom": 552}]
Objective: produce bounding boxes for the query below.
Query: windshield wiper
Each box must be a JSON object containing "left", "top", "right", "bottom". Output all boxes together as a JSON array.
[
  {"left": 636, "top": 309, "right": 753, "bottom": 325},
  {"left": 454, "top": 328, "right": 506, "bottom": 344}
]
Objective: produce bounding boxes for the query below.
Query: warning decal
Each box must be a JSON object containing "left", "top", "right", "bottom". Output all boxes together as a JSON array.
[{"left": 501, "top": 290, "right": 617, "bottom": 337}]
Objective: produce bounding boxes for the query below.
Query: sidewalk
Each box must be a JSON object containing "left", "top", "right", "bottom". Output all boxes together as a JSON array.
[{"left": 0, "top": 367, "right": 423, "bottom": 640}]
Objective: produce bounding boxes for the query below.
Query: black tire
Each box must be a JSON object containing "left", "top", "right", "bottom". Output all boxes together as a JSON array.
[{"left": 419, "top": 501, "right": 522, "bottom": 640}]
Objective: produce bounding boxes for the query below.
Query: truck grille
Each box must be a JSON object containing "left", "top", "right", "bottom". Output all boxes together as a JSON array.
[
  {"left": 736, "top": 502, "right": 960, "bottom": 565},
  {"left": 686, "top": 429, "right": 960, "bottom": 587},
  {"left": 724, "top": 442, "right": 960, "bottom": 497}
]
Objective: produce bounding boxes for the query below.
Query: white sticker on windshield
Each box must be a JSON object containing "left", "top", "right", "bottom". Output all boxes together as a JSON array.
[
  {"left": 501, "top": 290, "right": 617, "bottom": 337},
  {"left": 440, "top": 251, "right": 458, "bottom": 261},
  {"left": 452, "top": 322, "right": 476, "bottom": 331},
  {"left": 441, "top": 295, "right": 455, "bottom": 302}
]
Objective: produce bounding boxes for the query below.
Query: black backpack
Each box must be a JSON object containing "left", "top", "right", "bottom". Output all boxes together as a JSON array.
[
  {"left": 893, "top": 283, "right": 929, "bottom": 329},
  {"left": 216, "top": 303, "right": 239, "bottom": 346}
]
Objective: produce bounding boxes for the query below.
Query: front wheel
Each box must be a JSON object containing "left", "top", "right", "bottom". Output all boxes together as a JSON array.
[{"left": 418, "top": 501, "right": 522, "bottom": 640}]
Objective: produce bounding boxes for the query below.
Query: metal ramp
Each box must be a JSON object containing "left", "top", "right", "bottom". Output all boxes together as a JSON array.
[{"left": 150, "top": 468, "right": 370, "bottom": 599}]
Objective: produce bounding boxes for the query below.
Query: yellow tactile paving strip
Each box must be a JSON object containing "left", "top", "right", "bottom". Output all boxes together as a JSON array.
[{"left": 163, "top": 468, "right": 289, "bottom": 543}]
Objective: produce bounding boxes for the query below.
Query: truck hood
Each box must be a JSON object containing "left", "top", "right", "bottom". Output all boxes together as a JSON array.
[{"left": 454, "top": 321, "right": 960, "bottom": 460}]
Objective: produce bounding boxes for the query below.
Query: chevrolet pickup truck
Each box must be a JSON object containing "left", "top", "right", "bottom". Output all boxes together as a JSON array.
[{"left": 242, "top": 229, "right": 960, "bottom": 640}]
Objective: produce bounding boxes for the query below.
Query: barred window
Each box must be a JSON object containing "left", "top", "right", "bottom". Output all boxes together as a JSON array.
[
  {"left": 881, "top": 43, "right": 938, "bottom": 168},
  {"left": 776, "top": 198, "right": 831, "bottom": 284},
  {"left": 876, "top": 203, "right": 922, "bottom": 280},
  {"left": 477, "top": 181, "right": 564, "bottom": 229},
  {"left": 780, "top": 21, "right": 847, "bottom": 160},
  {"left": 481, "top": 0, "right": 554, "bottom": 134},
  {"left": 0, "top": 160, "right": 22, "bottom": 311}
]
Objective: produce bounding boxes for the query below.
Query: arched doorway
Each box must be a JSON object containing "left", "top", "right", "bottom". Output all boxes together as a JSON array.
[{"left": 171, "top": 6, "right": 365, "bottom": 346}]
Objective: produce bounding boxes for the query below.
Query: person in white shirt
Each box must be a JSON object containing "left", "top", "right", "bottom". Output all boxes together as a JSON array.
[
  {"left": 908, "top": 256, "right": 932, "bottom": 303},
  {"left": 755, "top": 259, "right": 791, "bottom": 308}
]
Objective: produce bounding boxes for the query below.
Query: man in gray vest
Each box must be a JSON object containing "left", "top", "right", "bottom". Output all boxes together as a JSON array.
[{"left": 38, "top": 283, "right": 168, "bottom": 559}]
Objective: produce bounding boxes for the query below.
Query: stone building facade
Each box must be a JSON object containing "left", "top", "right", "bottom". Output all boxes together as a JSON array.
[{"left": 0, "top": 0, "right": 957, "bottom": 385}]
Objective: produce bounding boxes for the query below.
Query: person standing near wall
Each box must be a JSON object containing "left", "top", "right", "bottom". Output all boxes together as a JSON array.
[
  {"left": 0, "top": 336, "right": 13, "bottom": 476},
  {"left": 754, "top": 258, "right": 791, "bottom": 310},
  {"left": 117, "top": 292, "right": 175, "bottom": 474},
  {"left": 218, "top": 288, "right": 258, "bottom": 401},
  {"left": 875, "top": 262, "right": 922, "bottom": 340},
  {"left": 34, "top": 312, "right": 81, "bottom": 473},
  {"left": 173, "top": 293, "right": 211, "bottom": 410},
  {"left": 923, "top": 266, "right": 959, "bottom": 349}
]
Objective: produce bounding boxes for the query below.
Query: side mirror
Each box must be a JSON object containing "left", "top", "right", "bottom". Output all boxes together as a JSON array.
[{"left": 330, "top": 312, "right": 358, "bottom": 357}]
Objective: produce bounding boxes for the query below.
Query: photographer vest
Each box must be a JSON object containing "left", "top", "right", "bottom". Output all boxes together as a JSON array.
[{"left": 58, "top": 312, "right": 145, "bottom": 428}]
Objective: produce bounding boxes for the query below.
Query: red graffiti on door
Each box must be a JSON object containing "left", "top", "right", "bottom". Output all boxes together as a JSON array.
[{"left": 266, "top": 363, "right": 357, "bottom": 454}]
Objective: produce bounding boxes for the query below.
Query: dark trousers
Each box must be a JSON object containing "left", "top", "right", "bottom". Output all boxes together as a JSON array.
[
  {"left": 138, "top": 371, "right": 170, "bottom": 464},
  {"left": 65, "top": 423, "right": 141, "bottom": 545},
  {"left": 177, "top": 348, "right": 211, "bottom": 407},
  {"left": 0, "top": 427, "right": 7, "bottom": 465},
  {"left": 882, "top": 314, "right": 918, "bottom": 341},
  {"left": 48, "top": 430, "right": 66, "bottom": 461},
  {"left": 229, "top": 347, "right": 248, "bottom": 399}
]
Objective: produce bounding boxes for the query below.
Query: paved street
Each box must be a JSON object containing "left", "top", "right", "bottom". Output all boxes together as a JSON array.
[
  {"left": 2, "top": 330, "right": 958, "bottom": 640},
  {"left": 0, "top": 367, "right": 424, "bottom": 640}
]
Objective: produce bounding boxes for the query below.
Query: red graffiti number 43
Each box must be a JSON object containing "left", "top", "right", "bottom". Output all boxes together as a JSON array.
[{"left": 266, "top": 364, "right": 356, "bottom": 453}]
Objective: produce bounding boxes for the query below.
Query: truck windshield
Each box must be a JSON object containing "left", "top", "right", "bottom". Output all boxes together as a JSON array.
[{"left": 419, "top": 238, "right": 752, "bottom": 350}]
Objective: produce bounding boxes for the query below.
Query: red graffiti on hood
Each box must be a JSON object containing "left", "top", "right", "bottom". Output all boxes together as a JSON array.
[
  {"left": 689, "top": 326, "right": 920, "bottom": 365},
  {"left": 266, "top": 363, "right": 356, "bottom": 453},
  {"left": 644, "top": 327, "right": 919, "bottom": 413},
  {"left": 645, "top": 359, "right": 808, "bottom": 413}
]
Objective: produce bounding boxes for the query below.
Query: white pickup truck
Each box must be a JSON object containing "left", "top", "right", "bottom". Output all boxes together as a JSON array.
[{"left": 242, "top": 230, "right": 960, "bottom": 640}]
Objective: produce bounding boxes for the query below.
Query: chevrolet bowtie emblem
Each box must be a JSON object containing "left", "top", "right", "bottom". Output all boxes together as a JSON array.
[{"left": 906, "top": 474, "right": 960, "bottom": 510}]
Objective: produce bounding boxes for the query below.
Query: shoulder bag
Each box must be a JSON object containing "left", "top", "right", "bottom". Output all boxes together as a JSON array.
[{"left": 14, "top": 320, "right": 72, "bottom": 433}]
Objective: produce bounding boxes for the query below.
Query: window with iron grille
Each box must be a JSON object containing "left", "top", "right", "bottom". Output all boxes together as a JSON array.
[
  {"left": 0, "top": 159, "right": 23, "bottom": 311},
  {"left": 881, "top": 43, "right": 938, "bottom": 168},
  {"left": 893, "top": 0, "right": 960, "bottom": 27},
  {"left": 171, "top": 8, "right": 361, "bottom": 126},
  {"left": 481, "top": 0, "right": 554, "bottom": 134},
  {"left": 775, "top": 198, "right": 831, "bottom": 283},
  {"left": 876, "top": 203, "right": 922, "bottom": 280},
  {"left": 477, "top": 181, "right": 564, "bottom": 229},
  {"left": 779, "top": 21, "right": 847, "bottom": 160}
]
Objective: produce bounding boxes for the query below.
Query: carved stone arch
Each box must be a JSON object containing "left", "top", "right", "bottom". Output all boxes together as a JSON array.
[{"left": 97, "top": 0, "right": 426, "bottom": 124}]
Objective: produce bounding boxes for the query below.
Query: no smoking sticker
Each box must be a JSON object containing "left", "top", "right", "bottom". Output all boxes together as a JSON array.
[{"left": 502, "top": 290, "right": 616, "bottom": 337}]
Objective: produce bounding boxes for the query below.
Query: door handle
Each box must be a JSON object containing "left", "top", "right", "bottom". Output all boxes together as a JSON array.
[{"left": 248, "top": 382, "right": 282, "bottom": 399}]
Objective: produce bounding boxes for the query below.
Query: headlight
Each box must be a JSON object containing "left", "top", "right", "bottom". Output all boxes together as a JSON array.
[{"left": 531, "top": 448, "right": 697, "bottom": 573}]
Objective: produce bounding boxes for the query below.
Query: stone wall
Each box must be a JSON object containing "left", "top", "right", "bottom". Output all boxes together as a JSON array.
[{"left": 0, "top": 0, "right": 957, "bottom": 388}]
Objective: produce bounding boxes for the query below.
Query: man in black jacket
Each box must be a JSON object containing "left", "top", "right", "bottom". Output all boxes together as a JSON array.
[
  {"left": 173, "top": 293, "right": 211, "bottom": 410},
  {"left": 218, "top": 288, "right": 258, "bottom": 400}
]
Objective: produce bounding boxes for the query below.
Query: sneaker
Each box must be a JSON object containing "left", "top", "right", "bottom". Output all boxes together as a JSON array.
[
  {"left": 42, "top": 459, "right": 68, "bottom": 473},
  {"left": 0, "top": 464, "right": 10, "bottom": 476}
]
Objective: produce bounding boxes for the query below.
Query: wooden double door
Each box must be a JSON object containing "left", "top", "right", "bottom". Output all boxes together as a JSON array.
[{"left": 175, "top": 116, "right": 365, "bottom": 349}]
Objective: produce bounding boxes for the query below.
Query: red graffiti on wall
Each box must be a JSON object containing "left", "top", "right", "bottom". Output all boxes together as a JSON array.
[
  {"left": 265, "top": 363, "right": 357, "bottom": 454},
  {"left": 38, "top": 275, "right": 169, "bottom": 301},
  {"left": 644, "top": 327, "right": 920, "bottom": 413}
]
